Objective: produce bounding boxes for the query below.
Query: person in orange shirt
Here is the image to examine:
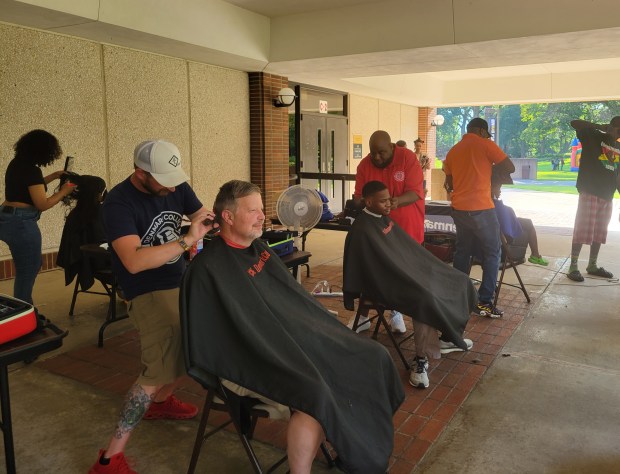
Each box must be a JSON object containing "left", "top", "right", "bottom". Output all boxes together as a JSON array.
[{"left": 443, "top": 118, "right": 515, "bottom": 318}]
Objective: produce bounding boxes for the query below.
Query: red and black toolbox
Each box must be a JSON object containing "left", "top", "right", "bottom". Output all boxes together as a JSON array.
[{"left": 0, "top": 295, "right": 37, "bottom": 345}]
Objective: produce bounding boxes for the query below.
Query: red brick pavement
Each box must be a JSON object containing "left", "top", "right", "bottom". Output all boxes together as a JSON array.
[{"left": 37, "top": 262, "right": 534, "bottom": 472}]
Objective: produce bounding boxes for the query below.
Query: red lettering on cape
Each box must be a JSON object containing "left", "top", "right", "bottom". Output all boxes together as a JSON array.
[
  {"left": 382, "top": 221, "right": 394, "bottom": 235},
  {"left": 247, "top": 249, "right": 272, "bottom": 277}
]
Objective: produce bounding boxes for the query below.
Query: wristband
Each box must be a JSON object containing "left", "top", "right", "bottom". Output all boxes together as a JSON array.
[{"left": 177, "top": 237, "right": 191, "bottom": 252}]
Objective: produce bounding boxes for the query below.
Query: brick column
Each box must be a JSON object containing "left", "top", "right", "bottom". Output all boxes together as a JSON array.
[{"left": 248, "top": 72, "right": 290, "bottom": 221}]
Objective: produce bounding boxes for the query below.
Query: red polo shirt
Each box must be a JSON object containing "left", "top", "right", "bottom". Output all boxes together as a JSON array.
[{"left": 354, "top": 145, "right": 425, "bottom": 243}]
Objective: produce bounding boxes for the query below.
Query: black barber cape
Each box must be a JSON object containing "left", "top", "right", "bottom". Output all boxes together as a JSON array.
[
  {"left": 56, "top": 209, "right": 106, "bottom": 290},
  {"left": 343, "top": 210, "right": 477, "bottom": 350},
  {"left": 180, "top": 236, "right": 404, "bottom": 474}
]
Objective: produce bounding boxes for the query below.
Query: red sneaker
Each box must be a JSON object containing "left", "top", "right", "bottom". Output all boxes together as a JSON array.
[
  {"left": 143, "top": 395, "right": 198, "bottom": 420},
  {"left": 89, "top": 449, "right": 137, "bottom": 474}
]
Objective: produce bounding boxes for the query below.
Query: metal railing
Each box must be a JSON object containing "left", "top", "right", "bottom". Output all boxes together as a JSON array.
[{"left": 298, "top": 172, "right": 356, "bottom": 210}]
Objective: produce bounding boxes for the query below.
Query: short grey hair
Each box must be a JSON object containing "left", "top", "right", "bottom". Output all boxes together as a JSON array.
[{"left": 213, "top": 180, "right": 261, "bottom": 223}]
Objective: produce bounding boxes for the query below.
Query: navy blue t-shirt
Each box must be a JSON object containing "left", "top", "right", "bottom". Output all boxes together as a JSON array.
[{"left": 102, "top": 177, "right": 202, "bottom": 300}]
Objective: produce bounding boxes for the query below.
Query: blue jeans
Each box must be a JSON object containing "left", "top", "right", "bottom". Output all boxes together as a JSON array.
[
  {"left": 451, "top": 208, "right": 501, "bottom": 304},
  {"left": 0, "top": 206, "right": 42, "bottom": 304}
]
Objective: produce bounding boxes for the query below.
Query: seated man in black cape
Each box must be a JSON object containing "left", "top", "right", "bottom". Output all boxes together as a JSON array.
[
  {"left": 180, "top": 180, "right": 404, "bottom": 474},
  {"left": 343, "top": 181, "right": 477, "bottom": 389}
]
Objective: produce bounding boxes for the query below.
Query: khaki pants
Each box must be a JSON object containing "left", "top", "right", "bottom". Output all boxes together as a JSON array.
[{"left": 128, "top": 288, "right": 185, "bottom": 386}]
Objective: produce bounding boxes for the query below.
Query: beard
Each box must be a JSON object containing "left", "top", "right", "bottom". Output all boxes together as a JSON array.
[
  {"left": 143, "top": 179, "right": 171, "bottom": 197},
  {"left": 249, "top": 226, "right": 264, "bottom": 241},
  {"left": 371, "top": 156, "right": 394, "bottom": 169}
]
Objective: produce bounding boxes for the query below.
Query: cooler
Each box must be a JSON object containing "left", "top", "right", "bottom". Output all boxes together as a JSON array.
[
  {"left": 0, "top": 295, "right": 37, "bottom": 345},
  {"left": 262, "top": 230, "right": 295, "bottom": 257}
]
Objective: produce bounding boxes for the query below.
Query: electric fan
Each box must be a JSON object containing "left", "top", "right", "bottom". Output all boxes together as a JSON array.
[{"left": 276, "top": 185, "right": 323, "bottom": 249}]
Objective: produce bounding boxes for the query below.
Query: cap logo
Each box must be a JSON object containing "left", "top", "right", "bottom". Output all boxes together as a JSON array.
[{"left": 169, "top": 155, "right": 180, "bottom": 167}]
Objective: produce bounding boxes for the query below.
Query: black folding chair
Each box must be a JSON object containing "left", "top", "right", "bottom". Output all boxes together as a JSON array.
[
  {"left": 67, "top": 244, "right": 128, "bottom": 347},
  {"left": 470, "top": 233, "right": 531, "bottom": 306},
  {"left": 186, "top": 367, "right": 335, "bottom": 474},
  {"left": 349, "top": 296, "right": 413, "bottom": 370},
  {"left": 495, "top": 233, "right": 531, "bottom": 306}
]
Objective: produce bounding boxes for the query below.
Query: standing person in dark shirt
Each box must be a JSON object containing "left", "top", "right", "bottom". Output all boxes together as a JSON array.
[
  {"left": 567, "top": 117, "right": 620, "bottom": 282},
  {"left": 0, "top": 129, "right": 75, "bottom": 304},
  {"left": 89, "top": 139, "right": 215, "bottom": 474}
]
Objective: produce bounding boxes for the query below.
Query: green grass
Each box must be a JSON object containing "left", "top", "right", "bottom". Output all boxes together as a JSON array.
[
  {"left": 436, "top": 158, "right": 619, "bottom": 197},
  {"left": 536, "top": 159, "right": 577, "bottom": 181},
  {"left": 510, "top": 184, "right": 579, "bottom": 194}
]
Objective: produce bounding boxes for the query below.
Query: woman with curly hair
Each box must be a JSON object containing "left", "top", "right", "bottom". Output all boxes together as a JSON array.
[{"left": 0, "top": 129, "right": 76, "bottom": 304}]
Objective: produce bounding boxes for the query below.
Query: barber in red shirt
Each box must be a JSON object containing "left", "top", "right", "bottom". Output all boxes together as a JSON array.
[{"left": 354, "top": 130, "right": 425, "bottom": 243}]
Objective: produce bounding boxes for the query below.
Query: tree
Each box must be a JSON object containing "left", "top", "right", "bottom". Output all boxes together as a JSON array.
[
  {"left": 497, "top": 105, "right": 526, "bottom": 157},
  {"left": 436, "top": 100, "right": 620, "bottom": 160},
  {"left": 436, "top": 106, "right": 485, "bottom": 157}
]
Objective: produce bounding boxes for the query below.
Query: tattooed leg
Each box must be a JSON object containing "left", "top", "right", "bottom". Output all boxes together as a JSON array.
[{"left": 114, "top": 384, "right": 155, "bottom": 439}]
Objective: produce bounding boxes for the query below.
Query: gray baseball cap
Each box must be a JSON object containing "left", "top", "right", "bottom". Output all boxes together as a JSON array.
[{"left": 134, "top": 140, "right": 189, "bottom": 187}]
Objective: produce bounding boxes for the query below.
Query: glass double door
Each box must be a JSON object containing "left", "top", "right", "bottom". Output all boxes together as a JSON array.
[{"left": 299, "top": 114, "right": 348, "bottom": 213}]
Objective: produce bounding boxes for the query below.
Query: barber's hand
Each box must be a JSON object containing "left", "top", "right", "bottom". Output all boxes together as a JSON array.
[
  {"left": 390, "top": 196, "right": 399, "bottom": 208},
  {"left": 50, "top": 170, "right": 67, "bottom": 181},
  {"left": 186, "top": 209, "right": 218, "bottom": 243}
]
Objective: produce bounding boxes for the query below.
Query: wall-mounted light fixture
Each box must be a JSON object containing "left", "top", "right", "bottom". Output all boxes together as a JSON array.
[
  {"left": 273, "top": 87, "right": 297, "bottom": 108},
  {"left": 431, "top": 114, "right": 445, "bottom": 126}
]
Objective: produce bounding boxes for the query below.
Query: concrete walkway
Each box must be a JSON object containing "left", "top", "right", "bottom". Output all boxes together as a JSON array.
[{"left": 416, "top": 188, "right": 620, "bottom": 473}]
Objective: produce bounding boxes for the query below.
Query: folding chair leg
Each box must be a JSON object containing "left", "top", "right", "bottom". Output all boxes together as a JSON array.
[
  {"left": 510, "top": 264, "right": 531, "bottom": 303},
  {"left": 319, "top": 442, "right": 336, "bottom": 468},
  {"left": 188, "top": 392, "right": 214, "bottom": 474},
  {"left": 351, "top": 305, "right": 367, "bottom": 332},
  {"left": 374, "top": 308, "right": 411, "bottom": 370},
  {"left": 229, "top": 414, "right": 264, "bottom": 474},
  {"left": 68, "top": 278, "right": 80, "bottom": 318},
  {"left": 98, "top": 286, "right": 116, "bottom": 347},
  {"left": 98, "top": 282, "right": 129, "bottom": 347},
  {"left": 494, "top": 255, "right": 531, "bottom": 307},
  {"left": 494, "top": 258, "right": 508, "bottom": 307}
]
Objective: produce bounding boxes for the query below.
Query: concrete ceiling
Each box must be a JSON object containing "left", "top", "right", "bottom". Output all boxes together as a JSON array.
[
  {"left": 225, "top": 0, "right": 385, "bottom": 18},
  {"left": 3, "top": 0, "right": 620, "bottom": 107},
  {"left": 226, "top": 0, "right": 620, "bottom": 106}
]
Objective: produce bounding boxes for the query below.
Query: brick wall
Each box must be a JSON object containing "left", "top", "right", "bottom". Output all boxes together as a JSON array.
[
  {"left": 0, "top": 251, "right": 59, "bottom": 281},
  {"left": 248, "top": 72, "right": 291, "bottom": 221},
  {"left": 418, "top": 107, "right": 439, "bottom": 197}
]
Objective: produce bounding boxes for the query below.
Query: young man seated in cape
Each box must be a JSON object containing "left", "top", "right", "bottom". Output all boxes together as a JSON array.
[
  {"left": 343, "top": 181, "right": 477, "bottom": 389},
  {"left": 180, "top": 180, "right": 404, "bottom": 474}
]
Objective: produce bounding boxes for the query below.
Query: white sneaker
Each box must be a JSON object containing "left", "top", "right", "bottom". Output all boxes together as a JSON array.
[
  {"left": 389, "top": 311, "right": 407, "bottom": 334},
  {"left": 409, "top": 357, "right": 429, "bottom": 389},
  {"left": 347, "top": 315, "right": 370, "bottom": 333},
  {"left": 439, "top": 338, "right": 473, "bottom": 354}
]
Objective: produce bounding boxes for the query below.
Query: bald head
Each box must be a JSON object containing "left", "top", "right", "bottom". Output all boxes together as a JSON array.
[{"left": 369, "top": 130, "right": 395, "bottom": 168}]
